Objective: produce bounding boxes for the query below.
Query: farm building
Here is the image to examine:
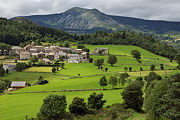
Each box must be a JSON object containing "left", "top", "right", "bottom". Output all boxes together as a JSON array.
[
  {"left": 94, "top": 48, "right": 109, "bottom": 55},
  {"left": 20, "top": 51, "right": 31, "bottom": 60},
  {"left": 10, "top": 81, "right": 27, "bottom": 90},
  {"left": 68, "top": 54, "right": 80, "bottom": 63},
  {"left": 3, "top": 63, "right": 16, "bottom": 72}
]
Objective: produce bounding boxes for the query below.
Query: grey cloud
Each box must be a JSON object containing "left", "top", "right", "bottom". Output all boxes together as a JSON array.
[{"left": 0, "top": 0, "right": 180, "bottom": 21}]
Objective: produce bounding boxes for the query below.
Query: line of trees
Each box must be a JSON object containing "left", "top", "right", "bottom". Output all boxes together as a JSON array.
[
  {"left": 99, "top": 73, "right": 129, "bottom": 89},
  {"left": 37, "top": 92, "right": 106, "bottom": 119}
]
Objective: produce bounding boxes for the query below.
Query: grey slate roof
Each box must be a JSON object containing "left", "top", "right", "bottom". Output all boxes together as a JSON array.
[{"left": 11, "top": 81, "right": 27, "bottom": 87}]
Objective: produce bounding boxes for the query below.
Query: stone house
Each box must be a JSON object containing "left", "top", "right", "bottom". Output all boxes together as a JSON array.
[
  {"left": 3, "top": 63, "right": 16, "bottom": 72},
  {"left": 20, "top": 51, "right": 31, "bottom": 60},
  {"left": 94, "top": 48, "right": 109, "bottom": 55},
  {"left": 68, "top": 54, "right": 80, "bottom": 63}
]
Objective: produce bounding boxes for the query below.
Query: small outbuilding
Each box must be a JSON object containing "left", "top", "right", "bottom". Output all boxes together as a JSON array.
[
  {"left": 3, "top": 63, "right": 16, "bottom": 72},
  {"left": 10, "top": 81, "right": 27, "bottom": 90}
]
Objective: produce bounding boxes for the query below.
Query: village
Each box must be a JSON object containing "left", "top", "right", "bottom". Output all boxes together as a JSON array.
[
  {"left": 1, "top": 43, "right": 109, "bottom": 91},
  {"left": 7, "top": 43, "right": 109, "bottom": 64}
]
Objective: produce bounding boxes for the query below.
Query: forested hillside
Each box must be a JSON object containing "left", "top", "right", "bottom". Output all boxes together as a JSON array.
[
  {"left": 0, "top": 18, "right": 177, "bottom": 58},
  {"left": 0, "top": 18, "right": 73, "bottom": 45}
]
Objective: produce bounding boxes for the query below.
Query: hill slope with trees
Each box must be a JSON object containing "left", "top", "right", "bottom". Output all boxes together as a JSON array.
[
  {"left": 0, "top": 17, "right": 177, "bottom": 58},
  {"left": 0, "top": 17, "right": 73, "bottom": 45}
]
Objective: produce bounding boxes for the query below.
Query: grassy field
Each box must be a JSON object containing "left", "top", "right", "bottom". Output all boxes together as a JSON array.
[
  {"left": 0, "top": 71, "right": 70, "bottom": 84},
  {"left": 12, "top": 75, "right": 118, "bottom": 93},
  {"left": 0, "top": 45, "right": 179, "bottom": 120},
  {"left": 85, "top": 45, "right": 168, "bottom": 59},
  {"left": 0, "top": 90, "right": 123, "bottom": 120},
  {"left": 56, "top": 62, "right": 106, "bottom": 76}
]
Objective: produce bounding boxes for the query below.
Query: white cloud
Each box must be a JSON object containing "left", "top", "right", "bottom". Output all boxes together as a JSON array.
[{"left": 0, "top": 0, "right": 180, "bottom": 21}]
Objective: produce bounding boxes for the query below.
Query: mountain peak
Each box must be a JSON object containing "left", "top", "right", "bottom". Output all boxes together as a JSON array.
[{"left": 14, "top": 7, "right": 180, "bottom": 34}]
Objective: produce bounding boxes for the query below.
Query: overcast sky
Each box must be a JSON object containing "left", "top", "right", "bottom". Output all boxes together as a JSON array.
[{"left": 1, "top": 0, "right": 180, "bottom": 22}]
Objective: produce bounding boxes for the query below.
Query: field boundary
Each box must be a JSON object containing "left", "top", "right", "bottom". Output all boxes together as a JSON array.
[{"left": 8, "top": 88, "right": 124, "bottom": 95}]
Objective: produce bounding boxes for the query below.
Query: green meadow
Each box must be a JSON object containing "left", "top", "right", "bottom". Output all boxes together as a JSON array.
[
  {"left": 0, "top": 45, "right": 179, "bottom": 120},
  {"left": 0, "top": 90, "right": 123, "bottom": 120},
  {"left": 85, "top": 45, "right": 168, "bottom": 59}
]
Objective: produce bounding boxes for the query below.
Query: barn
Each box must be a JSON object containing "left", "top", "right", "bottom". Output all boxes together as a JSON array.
[{"left": 10, "top": 81, "right": 27, "bottom": 90}]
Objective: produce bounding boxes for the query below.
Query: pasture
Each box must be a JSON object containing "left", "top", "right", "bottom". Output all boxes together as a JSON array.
[
  {"left": 0, "top": 45, "right": 179, "bottom": 120},
  {"left": 85, "top": 45, "right": 168, "bottom": 59},
  {"left": 0, "top": 90, "right": 123, "bottom": 120}
]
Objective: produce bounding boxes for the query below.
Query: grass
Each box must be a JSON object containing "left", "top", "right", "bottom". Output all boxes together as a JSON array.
[
  {"left": 125, "top": 112, "right": 146, "bottom": 120},
  {"left": 11, "top": 74, "right": 124, "bottom": 93},
  {"left": 0, "top": 44, "right": 179, "bottom": 120},
  {"left": 119, "top": 70, "right": 177, "bottom": 77},
  {"left": 0, "top": 90, "right": 123, "bottom": 120},
  {"left": 0, "top": 71, "right": 70, "bottom": 84},
  {"left": 23, "top": 67, "right": 52, "bottom": 72},
  {"left": 57, "top": 62, "right": 106, "bottom": 76},
  {"left": 85, "top": 45, "right": 168, "bottom": 59}
]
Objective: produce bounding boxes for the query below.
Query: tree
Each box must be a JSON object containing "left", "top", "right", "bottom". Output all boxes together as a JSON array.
[
  {"left": 121, "top": 81, "right": 143, "bottom": 111},
  {"left": 0, "top": 43, "right": 11, "bottom": 55},
  {"left": 0, "top": 63, "right": 3, "bottom": 68},
  {"left": 136, "top": 58, "right": 142, "bottom": 64},
  {"left": 144, "top": 71, "right": 162, "bottom": 82},
  {"left": 61, "top": 63, "right": 65, "bottom": 69},
  {"left": 131, "top": 50, "right": 141, "bottom": 59},
  {"left": 30, "top": 55, "right": 39, "bottom": 64},
  {"left": 157, "top": 73, "right": 180, "bottom": 120},
  {"left": 38, "top": 60, "right": 45, "bottom": 65},
  {"left": 135, "top": 77, "right": 144, "bottom": 87},
  {"left": 5, "top": 69, "right": 9, "bottom": 74},
  {"left": 129, "top": 67, "right": 132, "bottom": 72},
  {"left": 69, "top": 97, "right": 88, "bottom": 115},
  {"left": 38, "top": 76, "right": 44, "bottom": 81},
  {"left": 98, "top": 50, "right": 104, "bottom": 55},
  {"left": 0, "top": 80, "right": 6, "bottom": 93},
  {"left": 175, "top": 54, "right": 180, "bottom": 64},
  {"left": 77, "top": 44, "right": 85, "bottom": 49},
  {"left": 108, "top": 76, "right": 118, "bottom": 89},
  {"left": 118, "top": 73, "right": 129, "bottom": 86},
  {"left": 99, "top": 76, "right": 108, "bottom": 89},
  {"left": 160, "top": 64, "right": 164, "bottom": 70},
  {"left": 63, "top": 41, "right": 70, "bottom": 47},
  {"left": 124, "top": 67, "right": 128, "bottom": 72},
  {"left": 15, "top": 62, "right": 28, "bottom": 71},
  {"left": 28, "top": 61, "right": 32, "bottom": 67},
  {"left": 94, "top": 59, "right": 104, "bottom": 69},
  {"left": 144, "top": 73, "right": 180, "bottom": 120},
  {"left": 52, "top": 67, "right": 56, "bottom": 73},
  {"left": 0, "top": 68, "right": 5, "bottom": 76},
  {"left": 37, "top": 94, "right": 67, "bottom": 118},
  {"left": 105, "top": 67, "right": 108, "bottom": 72},
  {"left": 59, "top": 56, "right": 65, "bottom": 61},
  {"left": 83, "top": 48, "right": 90, "bottom": 53},
  {"left": 150, "top": 64, "right": 155, "bottom": 71},
  {"left": 0, "top": 80, "right": 11, "bottom": 93},
  {"left": 88, "top": 58, "right": 93, "bottom": 63},
  {"left": 107, "top": 55, "right": 118, "bottom": 66},
  {"left": 87, "top": 92, "right": 106, "bottom": 110}
]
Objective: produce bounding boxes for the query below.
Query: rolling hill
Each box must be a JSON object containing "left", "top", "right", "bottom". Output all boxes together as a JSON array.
[
  {"left": 0, "top": 44, "right": 179, "bottom": 120},
  {"left": 13, "top": 7, "right": 180, "bottom": 34}
]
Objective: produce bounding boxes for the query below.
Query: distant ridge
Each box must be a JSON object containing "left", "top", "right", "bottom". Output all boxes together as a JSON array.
[{"left": 12, "top": 7, "right": 180, "bottom": 34}]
